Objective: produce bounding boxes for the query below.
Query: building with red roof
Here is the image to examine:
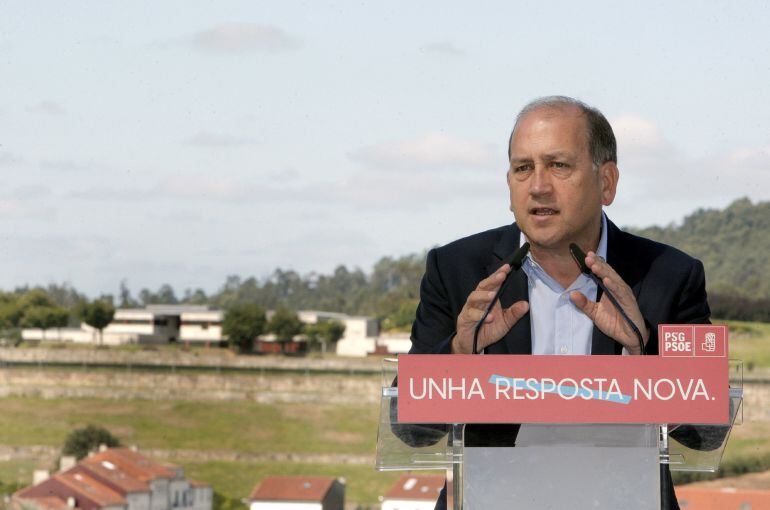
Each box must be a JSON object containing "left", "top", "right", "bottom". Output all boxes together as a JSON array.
[
  {"left": 380, "top": 474, "right": 444, "bottom": 510},
  {"left": 676, "top": 469, "right": 770, "bottom": 509},
  {"left": 12, "top": 447, "right": 211, "bottom": 510},
  {"left": 248, "top": 476, "right": 344, "bottom": 510}
]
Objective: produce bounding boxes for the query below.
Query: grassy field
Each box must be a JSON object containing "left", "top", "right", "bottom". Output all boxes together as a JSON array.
[
  {"left": 0, "top": 321, "right": 767, "bottom": 505},
  {"left": 0, "top": 397, "right": 378, "bottom": 456},
  {"left": 0, "top": 396, "right": 394, "bottom": 506},
  {"left": 723, "top": 320, "right": 770, "bottom": 371}
]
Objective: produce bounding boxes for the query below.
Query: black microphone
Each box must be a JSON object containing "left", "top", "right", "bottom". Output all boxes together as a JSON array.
[
  {"left": 472, "top": 243, "right": 530, "bottom": 354},
  {"left": 568, "top": 243, "right": 646, "bottom": 355}
]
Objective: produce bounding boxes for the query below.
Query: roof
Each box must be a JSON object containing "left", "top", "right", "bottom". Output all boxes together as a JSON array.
[
  {"left": 84, "top": 448, "right": 177, "bottom": 484},
  {"left": 384, "top": 474, "right": 445, "bottom": 500},
  {"left": 55, "top": 470, "right": 126, "bottom": 507},
  {"left": 16, "top": 495, "right": 71, "bottom": 510},
  {"left": 676, "top": 486, "right": 770, "bottom": 509},
  {"left": 180, "top": 311, "right": 223, "bottom": 321},
  {"left": 681, "top": 469, "right": 770, "bottom": 491},
  {"left": 250, "top": 476, "right": 338, "bottom": 502},
  {"left": 676, "top": 470, "right": 770, "bottom": 509},
  {"left": 145, "top": 305, "right": 210, "bottom": 314}
]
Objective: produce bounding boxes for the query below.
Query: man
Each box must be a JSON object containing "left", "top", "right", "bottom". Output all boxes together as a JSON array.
[{"left": 408, "top": 96, "right": 710, "bottom": 509}]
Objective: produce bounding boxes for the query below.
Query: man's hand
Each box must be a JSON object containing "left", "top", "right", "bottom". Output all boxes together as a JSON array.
[
  {"left": 570, "top": 251, "right": 649, "bottom": 355},
  {"left": 452, "top": 265, "right": 529, "bottom": 354}
]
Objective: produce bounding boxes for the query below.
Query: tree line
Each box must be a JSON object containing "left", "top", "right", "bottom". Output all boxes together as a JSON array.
[
  {"left": 223, "top": 304, "right": 345, "bottom": 353},
  {"left": 1, "top": 198, "right": 767, "bottom": 345}
]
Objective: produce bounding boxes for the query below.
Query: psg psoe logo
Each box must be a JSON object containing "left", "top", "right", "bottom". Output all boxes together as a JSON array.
[{"left": 660, "top": 325, "right": 727, "bottom": 358}]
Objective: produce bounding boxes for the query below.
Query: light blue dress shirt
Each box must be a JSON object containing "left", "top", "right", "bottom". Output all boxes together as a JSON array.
[{"left": 519, "top": 213, "right": 608, "bottom": 355}]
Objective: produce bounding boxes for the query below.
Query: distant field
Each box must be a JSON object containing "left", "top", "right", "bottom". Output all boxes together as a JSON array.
[
  {"left": 0, "top": 397, "right": 378, "bottom": 456},
  {"left": 723, "top": 320, "right": 770, "bottom": 371},
  {"left": 1, "top": 321, "right": 767, "bottom": 505}
]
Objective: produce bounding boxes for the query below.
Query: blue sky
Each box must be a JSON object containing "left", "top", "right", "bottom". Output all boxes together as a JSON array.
[{"left": 1, "top": 1, "right": 769, "bottom": 296}]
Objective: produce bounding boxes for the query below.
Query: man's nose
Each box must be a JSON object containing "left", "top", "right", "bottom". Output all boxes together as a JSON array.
[{"left": 529, "top": 166, "right": 553, "bottom": 196}]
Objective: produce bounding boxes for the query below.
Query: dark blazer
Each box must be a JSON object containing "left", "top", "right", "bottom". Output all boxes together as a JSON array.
[{"left": 407, "top": 218, "right": 710, "bottom": 510}]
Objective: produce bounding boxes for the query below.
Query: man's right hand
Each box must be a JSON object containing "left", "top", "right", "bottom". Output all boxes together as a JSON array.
[{"left": 452, "top": 265, "right": 530, "bottom": 354}]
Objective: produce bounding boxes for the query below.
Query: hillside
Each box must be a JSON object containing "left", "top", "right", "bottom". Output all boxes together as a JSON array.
[{"left": 629, "top": 198, "right": 770, "bottom": 300}]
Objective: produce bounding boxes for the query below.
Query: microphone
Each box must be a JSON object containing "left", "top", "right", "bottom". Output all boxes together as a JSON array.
[
  {"left": 568, "top": 243, "right": 646, "bottom": 355},
  {"left": 472, "top": 243, "right": 530, "bottom": 354}
]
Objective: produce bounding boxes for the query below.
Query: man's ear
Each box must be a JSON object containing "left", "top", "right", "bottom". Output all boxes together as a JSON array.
[{"left": 599, "top": 162, "right": 619, "bottom": 206}]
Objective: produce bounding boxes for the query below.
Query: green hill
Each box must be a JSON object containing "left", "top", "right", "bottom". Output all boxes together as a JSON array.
[{"left": 629, "top": 198, "right": 770, "bottom": 321}]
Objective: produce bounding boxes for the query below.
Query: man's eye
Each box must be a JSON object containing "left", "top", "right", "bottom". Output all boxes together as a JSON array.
[
  {"left": 552, "top": 162, "right": 567, "bottom": 168},
  {"left": 514, "top": 165, "right": 532, "bottom": 173}
]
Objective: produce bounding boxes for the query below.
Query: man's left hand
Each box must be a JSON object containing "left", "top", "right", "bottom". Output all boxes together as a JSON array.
[{"left": 569, "top": 251, "right": 649, "bottom": 355}]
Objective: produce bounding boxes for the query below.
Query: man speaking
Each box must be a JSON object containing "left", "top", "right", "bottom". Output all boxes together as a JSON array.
[{"left": 408, "top": 96, "right": 710, "bottom": 509}]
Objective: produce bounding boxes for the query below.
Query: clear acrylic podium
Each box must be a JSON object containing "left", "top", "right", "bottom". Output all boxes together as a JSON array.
[{"left": 376, "top": 358, "right": 743, "bottom": 509}]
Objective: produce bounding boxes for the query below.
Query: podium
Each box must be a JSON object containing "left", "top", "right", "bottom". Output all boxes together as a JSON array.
[{"left": 376, "top": 358, "right": 743, "bottom": 509}]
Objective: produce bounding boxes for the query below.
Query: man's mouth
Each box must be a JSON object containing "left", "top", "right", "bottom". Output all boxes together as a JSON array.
[{"left": 530, "top": 207, "right": 559, "bottom": 216}]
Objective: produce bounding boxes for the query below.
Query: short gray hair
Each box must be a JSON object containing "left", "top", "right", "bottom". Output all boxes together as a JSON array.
[{"left": 508, "top": 96, "right": 617, "bottom": 168}]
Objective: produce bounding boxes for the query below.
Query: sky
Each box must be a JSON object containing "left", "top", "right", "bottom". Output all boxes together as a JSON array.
[{"left": 1, "top": 1, "right": 769, "bottom": 297}]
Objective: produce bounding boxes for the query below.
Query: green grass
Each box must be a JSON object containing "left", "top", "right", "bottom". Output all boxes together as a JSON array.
[
  {"left": 0, "top": 397, "right": 379, "bottom": 456},
  {"left": 0, "top": 459, "right": 42, "bottom": 488},
  {"left": 722, "top": 320, "right": 770, "bottom": 370}
]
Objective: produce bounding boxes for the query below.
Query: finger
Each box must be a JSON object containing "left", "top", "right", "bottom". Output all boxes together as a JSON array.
[
  {"left": 570, "top": 291, "right": 598, "bottom": 320},
  {"left": 602, "top": 275, "right": 632, "bottom": 303},
  {"left": 586, "top": 252, "right": 633, "bottom": 298},
  {"left": 476, "top": 265, "right": 511, "bottom": 291},
  {"left": 466, "top": 289, "right": 498, "bottom": 310},
  {"left": 461, "top": 305, "right": 495, "bottom": 325},
  {"left": 501, "top": 300, "right": 529, "bottom": 326},
  {"left": 585, "top": 251, "right": 620, "bottom": 281}
]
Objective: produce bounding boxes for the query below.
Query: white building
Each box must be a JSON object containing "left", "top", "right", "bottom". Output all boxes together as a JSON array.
[
  {"left": 22, "top": 306, "right": 225, "bottom": 346},
  {"left": 21, "top": 305, "right": 393, "bottom": 355},
  {"left": 249, "top": 476, "right": 344, "bottom": 510},
  {"left": 296, "top": 311, "right": 379, "bottom": 357},
  {"left": 179, "top": 310, "right": 224, "bottom": 346},
  {"left": 380, "top": 475, "right": 444, "bottom": 510}
]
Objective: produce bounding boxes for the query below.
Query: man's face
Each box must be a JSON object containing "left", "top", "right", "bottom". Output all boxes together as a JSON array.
[{"left": 507, "top": 106, "right": 617, "bottom": 252}]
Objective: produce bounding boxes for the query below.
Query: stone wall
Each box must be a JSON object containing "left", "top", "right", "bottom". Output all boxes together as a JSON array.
[
  {"left": 0, "top": 347, "right": 384, "bottom": 373},
  {"left": 0, "top": 367, "right": 381, "bottom": 404}
]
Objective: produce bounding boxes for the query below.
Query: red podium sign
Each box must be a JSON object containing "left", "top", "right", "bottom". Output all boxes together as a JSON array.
[{"left": 397, "top": 325, "right": 729, "bottom": 425}]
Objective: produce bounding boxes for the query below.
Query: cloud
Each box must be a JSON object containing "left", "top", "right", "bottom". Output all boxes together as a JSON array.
[
  {"left": 420, "top": 41, "right": 465, "bottom": 56},
  {"left": 608, "top": 114, "right": 770, "bottom": 227},
  {"left": 0, "top": 151, "right": 23, "bottom": 166},
  {"left": 160, "top": 176, "right": 252, "bottom": 201},
  {"left": 331, "top": 169, "right": 506, "bottom": 210},
  {"left": 10, "top": 185, "right": 52, "bottom": 199},
  {"left": 40, "top": 159, "right": 101, "bottom": 173},
  {"left": 67, "top": 175, "right": 316, "bottom": 205},
  {"left": 0, "top": 199, "right": 56, "bottom": 220},
  {"left": 68, "top": 186, "right": 159, "bottom": 202},
  {"left": 351, "top": 132, "right": 498, "bottom": 171},
  {"left": 192, "top": 23, "right": 301, "bottom": 53},
  {"left": 26, "top": 100, "right": 66, "bottom": 116},
  {"left": 184, "top": 131, "right": 256, "bottom": 147},
  {"left": 728, "top": 145, "right": 770, "bottom": 167}
]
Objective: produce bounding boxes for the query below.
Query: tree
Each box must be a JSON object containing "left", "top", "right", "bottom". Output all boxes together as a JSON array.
[
  {"left": 267, "top": 306, "right": 303, "bottom": 353},
  {"left": 62, "top": 425, "right": 120, "bottom": 460},
  {"left": 20, "top": 306, "right": 69, "bottom": 340},
  {"left": 305, "top": 320, "right": 345, "bottom": 355},
  {"left": 77, "top": 299, "right": 115, "bottom": 345},
  {"left": 119, "top": 280, "right": 139, "bottom": 308},
  {"left": 222, "top": 303, "right": 266, "bottom": 352}
]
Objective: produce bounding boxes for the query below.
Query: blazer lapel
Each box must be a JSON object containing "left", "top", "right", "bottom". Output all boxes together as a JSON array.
[
  {"left": 484, "top": 224, "right": 532, "bottom": 355},
  {"left": 591, "top": 219, "right": 642, "bottom": 355}
]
